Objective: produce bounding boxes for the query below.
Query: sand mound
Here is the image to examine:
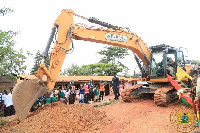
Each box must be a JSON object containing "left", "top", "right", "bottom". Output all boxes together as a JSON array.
[{"left": 2, "top": 102, "right": 111, "bottom": 133}]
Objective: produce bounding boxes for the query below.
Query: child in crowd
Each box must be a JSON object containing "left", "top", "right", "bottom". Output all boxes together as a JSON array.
[
  {"left": 83, "top": 81, "right": 89, "bottom": 103},
  {"left": 88, "top": 80, "right": 94, "bottom": 102},
  {"left": 32, "top": 99, "right": 39, "bottom": 111},
  {"left": 58, "top": 89, "right": 64, "bottom": 101},
  {"left": 45, "top": 97, "right": 52, "bottom": 104},
  {"left": 94, "top": 85, "right": 99, "bottom": 102},
  {"left": 70, "top": 82, "right": 76, "bottom": 104},
  {"left": 119, "top": 82, "right": 125, "bottom": 96},
  {"left": 50, "top": 90, "right": 55, "bottom": 97},
  {"left": 38, "top": 99, "right": 43, "bottom": 108},
  {"left": 51, "top": 94, "right": 58, "bottom": 103},
  {"left": 79, "top": 84, "right": 84, "bottom": 103},
  {"left": 54, "top": 87, "right": 59, "bottom": 97}
]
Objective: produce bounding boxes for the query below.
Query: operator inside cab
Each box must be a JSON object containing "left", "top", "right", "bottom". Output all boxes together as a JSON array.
[{"left": 167, "top": 57, "right": 174, "bottom": 76}]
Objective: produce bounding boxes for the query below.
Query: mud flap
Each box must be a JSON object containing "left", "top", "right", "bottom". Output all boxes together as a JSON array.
[{"left": 12, "top": 79, "right": 47, "bottom": 121}]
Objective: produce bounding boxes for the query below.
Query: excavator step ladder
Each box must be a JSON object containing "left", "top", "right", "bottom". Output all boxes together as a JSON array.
[{"left": 167, "top": 74, "right": 192, "bottom": 106}]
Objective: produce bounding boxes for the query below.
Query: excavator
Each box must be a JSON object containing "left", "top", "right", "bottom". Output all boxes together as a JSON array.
[{"left": 12, "top": 9, "right": 191, "bottom": 121}]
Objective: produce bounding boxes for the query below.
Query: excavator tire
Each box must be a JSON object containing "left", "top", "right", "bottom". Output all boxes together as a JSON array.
[{"left": 12, "top": 79, "right": 47, "bottom": 121}]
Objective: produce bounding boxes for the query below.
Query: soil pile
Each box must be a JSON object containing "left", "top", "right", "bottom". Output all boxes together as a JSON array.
[{"left": 2, "top": 102, "right": 111, "bottom": 133}]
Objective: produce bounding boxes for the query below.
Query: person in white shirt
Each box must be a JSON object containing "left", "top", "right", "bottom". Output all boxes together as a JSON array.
[
  {"left": 50, "top": 90, "right": 55, "bottom": 97},
  {"left": 64, "top": 88, "right": 70, "bottom": 105},
  {"left": 9, "top": 88, "right": 15, "bottom": 115},
  {"left": 2, "top": 90, "right": 11, "bottom": 117}
]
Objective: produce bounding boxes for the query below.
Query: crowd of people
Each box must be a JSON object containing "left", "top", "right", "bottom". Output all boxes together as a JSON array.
[
  {"left": 79, "top": 79, "right": 107, "bottom": 103},
  {"left": 32, "top": 74, "right": 125, "bottom": 111},
  {"left": 0, "top": 74, "right": 125, "bottom": 115},
  {"left": 32, "top": 79, "right": 108, "bottom": 109}
]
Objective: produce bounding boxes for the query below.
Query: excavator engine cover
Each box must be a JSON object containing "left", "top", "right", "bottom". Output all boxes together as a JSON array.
[{"left": 12, "top": 79, "right": 47, "bottom": 121}]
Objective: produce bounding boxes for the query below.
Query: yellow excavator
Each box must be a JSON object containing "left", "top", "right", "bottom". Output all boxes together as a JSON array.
[{"left": 12, "top": 9, "right": 191, "bottom": 121}]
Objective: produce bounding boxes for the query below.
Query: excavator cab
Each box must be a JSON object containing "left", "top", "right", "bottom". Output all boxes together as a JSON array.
[{"left": 149, "top": 44, "right": 185, "bottom": 78}]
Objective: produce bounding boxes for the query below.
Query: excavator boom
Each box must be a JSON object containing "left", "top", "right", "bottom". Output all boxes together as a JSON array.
[{"left": 12, "top": 9, "right": 151, "bottom": 121}]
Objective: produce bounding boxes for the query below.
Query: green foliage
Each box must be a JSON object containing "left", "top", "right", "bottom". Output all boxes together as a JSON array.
[
  {"left": 102, "top": 101, "right": 112, "bottom": 106},
  {"left": 6, "top": 74, "right": 20, "bottom": 80},
  {"left": 97, "top": 46, "right": 130, "bottom": 76},
  {"left": 95, "top": 100, "right": 120, "bottom": 107},
  {"left": 0, "top": 7, "right": 13, "bottom": 16},
  {"left": 60, "top": 63, "right": 123, "bottom": 76},
  {"left": 0, "top": 119, "right": 10, "bottom": 129},
  {"left": 30, "top": 50, "right": 50, "bottom": 74},
  {"left": 80, "top": 63, "right": 122, "bottom": 76},
  {"left": 0, "top": 30, "right": 18, "bottom": 47},
  {"left": 97, "top": 46, "right": 129, "bottom": 65},
  {"left": 120, "top": 67, "right": 129, "bottom": 77},
  {"left": 0, "top": 8, "right": 29, "bottom": 77},
  {"left": 0, "top": 30, "right": 27, "bottom": 76},
  {"left": 61, "top": 46, "right": 130, "bottom": 76},
  {"left": 60, "top": 63, "right": 80, "bottom": 76}
]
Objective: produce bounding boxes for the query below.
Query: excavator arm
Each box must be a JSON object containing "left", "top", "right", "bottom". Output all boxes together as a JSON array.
[
  {"left": 12, "top": 9, "right": 151, "bottom": 121},
  {"left": 39, "top": 9, "right": 151, "bottom": 90}
]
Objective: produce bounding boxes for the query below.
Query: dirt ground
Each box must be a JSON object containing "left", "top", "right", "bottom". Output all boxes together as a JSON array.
[
  {"left": 98, "top": 98, "right": 200, "bottom": 133},
  {"left": 1, "top": 96, "right": 200, "bottom": 133}
]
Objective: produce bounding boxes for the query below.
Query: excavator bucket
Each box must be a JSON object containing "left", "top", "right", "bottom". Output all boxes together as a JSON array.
[{"left": 12, "top": 79, "right": 47, "bottom": 121}]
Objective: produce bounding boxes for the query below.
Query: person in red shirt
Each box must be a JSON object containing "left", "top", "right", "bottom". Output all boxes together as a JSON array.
[{"left": 83, "top": 81, "right": 89, "bottom": 103}]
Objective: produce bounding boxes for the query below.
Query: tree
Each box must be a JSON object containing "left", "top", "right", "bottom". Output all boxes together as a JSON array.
[
  {"left": 0, "top": 8, "right": 29, "bottom": 78},
  {"left": 0, "top": 7, "right": 13, "bottom": 16},
  {"left": 60, "top": 63, "right": 123, "bottom": 76},
  {"left": 60, "top": 46, "right": 130, "bottom": 76},
  {"left": 97, "top": 46, "right": 129, "bottom": 66},
  {"left": 97, "top": 46, "right": 130, "bottom": 76},
  {"left": 30, "top": 50, "right": 50, "bottom": 74},
  {"left": 60, "top": 63, "right": 81, "bottom": 76}
]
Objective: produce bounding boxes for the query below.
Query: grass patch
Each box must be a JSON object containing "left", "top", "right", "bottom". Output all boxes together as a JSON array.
[
  {"left": 94, "top": 100, "right": 120, "bottom": 107},
  {"left": 0, "top": 119, "right": 10, "bottom": 129}
]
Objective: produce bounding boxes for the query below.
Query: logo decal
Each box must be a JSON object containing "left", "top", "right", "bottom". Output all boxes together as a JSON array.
[{"left": 105, "top": 33, "right": 128, "bottom": 43}]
